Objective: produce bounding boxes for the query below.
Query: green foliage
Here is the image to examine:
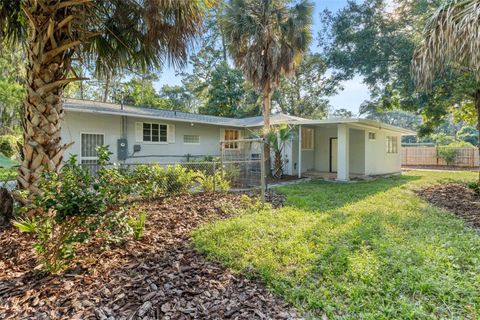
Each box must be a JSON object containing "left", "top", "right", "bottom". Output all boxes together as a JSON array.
[
  {"left": 0, "top": 43, "right": 24, "bottom": 134},
  {"left": 266, "top": 124, "right": 294, "bottom": 178},
  {"left": 160, "top": 85, "right": 195, "bottom": 112},
  {"left": 0, "top": 167, "right": 16, "bottom": 181},
  {"left": 199, "top": 62, "right": 245, "bottom": 117},
  {"left": 331, "top": 108, "right": 354, "bottom": 119},
  {"left": 195, "top": 171, "right": 230, "bottom": 192},
  {"left": 194, "top": 171, "right": 480, "bottom": 319},
  {"left": 445, "top": 141, "right": 475, "bottom": 148},
  {"left": 467, "top": 181, "right": 480, "bottom": 197},
  {"left": 14, "top": 150, "right": 134, "bottom": 273},
  {"left": 128, "top": 210, "right": 147, "bottom": 241},
  {"left": 437, "top": 147, "right": 458, "bottom": 165},
  {"left": 457, "top": 126, "right": 479, "bottom": 146},
  {"left": 131, "top": 164, "right": 197, "bottom": 198},
  {"left": 0, "top": 135, "right": 19, "bottom": 158},
  {"left": 431, "top": 132, "right": 455, "bottom": 146},
  {"left": 322, "top": 0, "right": 478, "bottom": 135},
  {"left": 163, "top": 165, "right": 196, "bottom": 196},
  {"left": 273, "top": 53, "right": 339, "bottom": 119}
]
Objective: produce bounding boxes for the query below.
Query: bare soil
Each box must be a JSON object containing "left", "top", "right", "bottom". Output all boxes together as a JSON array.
[
  {"left": 416, "top": 183, "right": 480, "bottom": 229},
  {"left": 0, "top": 193, "right": 300, "bottom": 320}
]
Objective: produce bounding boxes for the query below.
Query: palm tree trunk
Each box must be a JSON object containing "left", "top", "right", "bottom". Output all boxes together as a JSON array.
[
  {"left": 263, "top": 88, "right": 272, "bottom": 177},
  {"left": 17, "top": 2, "right": 81, "bottom": 199},
  {"left": 475, "top": 89, "right": 480, "bottom": 182}
]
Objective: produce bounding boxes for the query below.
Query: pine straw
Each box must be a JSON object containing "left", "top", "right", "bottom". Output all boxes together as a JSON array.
[
  {"left": 0, "top": 192, "right": 299, "bottom": 320},
  {"left": 416, "top": 183, "right": 480, "bottom": 229}
]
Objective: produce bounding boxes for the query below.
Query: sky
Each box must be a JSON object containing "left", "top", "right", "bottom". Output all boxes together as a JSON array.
[{"left": 154, "top": 0, "right": 370, "bottom": 115}]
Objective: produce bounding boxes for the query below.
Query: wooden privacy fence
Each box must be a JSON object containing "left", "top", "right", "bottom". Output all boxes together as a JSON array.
[{"left": 402, "top": 146, "right": 479, "bottom": 167}]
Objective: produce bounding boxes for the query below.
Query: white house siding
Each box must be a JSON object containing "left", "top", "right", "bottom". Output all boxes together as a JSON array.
[
  {"left": 62, "top": 111, "right": 246, "bottom": 164},
  {"left": 62, "top": 111, "right": 122, "bottom": 162},
  {"left": 349, "top": 128, "right": 365, "bottom": 175},
  {"left": 364, "top": 128, "right": 402, "bottom": 175},
  {"left": 124, "top": 116, "right": 243, "bottom": 163}
]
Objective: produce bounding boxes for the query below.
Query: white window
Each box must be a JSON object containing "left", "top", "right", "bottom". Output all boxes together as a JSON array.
[
  {"left": 224, "top": 129, "right": 240, "bottom": 149},
  {"left": 184, "top": 134, "right": 200, "bottom": 144},
  {"left": 81, "top": 133, "right": 104, "bottom": 164},
  {"left": 301, "top": 127, "right": 314, "bottom": 150},
  {"left": 386, "top": 136, "right": 398, "bottom": 154},
  {"left": 142, "top": 122, "right": 167, "bottom": 142},
  {"left": 368, "top": 132, "right": 376, "bottom": 140}
]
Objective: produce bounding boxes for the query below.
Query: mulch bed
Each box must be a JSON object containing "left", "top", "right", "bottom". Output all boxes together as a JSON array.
[
  {"left": 416, "top": 183, "right": 480, "bottom": 229},
  {"left": 403, "top": 165, "right": 480, "bottom": 171},
  {"left": 0, "top": 192, "right": 300, "bottom": 320}
]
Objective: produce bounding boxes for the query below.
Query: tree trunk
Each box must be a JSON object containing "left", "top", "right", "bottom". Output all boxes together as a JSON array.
[
  {"left": 18, "top": 2, "right": 82, "bottom": 199},
  {"left": 475, "top": 89, "right": 480, "bottom": 182},
  {"left": 262, "top": 89, "right": 272, "bottom": 177},
  {"left": 0, "top": 188, "right": 14, "bottom": 226},
  {"left": 103, "top": 71, "right": 111, "bottom": 102}
]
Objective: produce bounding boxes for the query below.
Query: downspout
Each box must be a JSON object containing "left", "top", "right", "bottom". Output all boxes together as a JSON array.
[{"left": 298, "top": 125, "right": 302, "bottom": 178}]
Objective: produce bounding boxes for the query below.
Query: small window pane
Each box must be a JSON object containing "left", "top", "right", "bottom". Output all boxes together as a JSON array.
[
  {"left": 184, "top": 135, "right": 200, "bottom": 144},
  {"left": 369, "top": 132, "right": 376, "bottom": 140},
  {"left": 301, "top": 128, "right": 314, "bottom": 150},
  {"left": 160, "top": 125, "right": 168, "bottom": 142},
  {"left": 224, "top": 129, "right": 240, "bottom": 149}
]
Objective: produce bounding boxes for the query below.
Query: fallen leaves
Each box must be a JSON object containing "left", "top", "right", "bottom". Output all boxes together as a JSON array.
[
  {"left": 416, "top": 183, "right": 480, "bottom": 229},
  {"left": 0, "top": 192, "right": 300, "bottom": 319}
]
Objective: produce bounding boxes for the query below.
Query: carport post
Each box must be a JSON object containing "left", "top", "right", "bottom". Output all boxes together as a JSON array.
[
  {"left": 298, "top": 125, "right": 302, "bottom": 178},
  {"left": 337, "top": 124, "right": 350, "bottom": 181}
]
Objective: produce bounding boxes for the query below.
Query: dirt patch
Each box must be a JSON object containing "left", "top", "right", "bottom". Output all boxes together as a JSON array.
[
  {"left": 416, "top": 183, "right": 480, "bottom": 229},
  {"left": 0, "top": 193, "right": 300, "bottom": 319}
]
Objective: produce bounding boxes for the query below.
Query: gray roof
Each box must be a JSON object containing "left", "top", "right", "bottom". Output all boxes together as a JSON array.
[
  {"left": 63, "top": 99, "right": 415, "bottom": 134},
  {"left": 63, "top": 99, "right": 307, "bottom": 128}
]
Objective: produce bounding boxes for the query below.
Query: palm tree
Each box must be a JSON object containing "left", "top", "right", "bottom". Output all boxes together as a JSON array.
[
  {"left": 412, "top": 0, "right": 480, "bottom": 178},
  {"left": 266, "top": 124, "right": 294, "bottom": 179},
  {"left": 221, "top": 0, "right": 312, "bottom": 161},
  {"left": 0, "top": 0, "right": 214, "bottom": 197}
]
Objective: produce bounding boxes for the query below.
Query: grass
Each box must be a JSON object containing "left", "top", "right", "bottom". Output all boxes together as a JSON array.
[{"left": 193, "top": 171, "right": 480, "bottom": 319}]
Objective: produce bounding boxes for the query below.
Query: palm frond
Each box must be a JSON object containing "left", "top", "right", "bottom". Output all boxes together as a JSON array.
[{"left": 412, "top": 0, "right": 480, "bottom": 89}]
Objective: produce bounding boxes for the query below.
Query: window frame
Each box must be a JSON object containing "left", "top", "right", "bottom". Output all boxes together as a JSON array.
[
  {"left": 183, "top": 134, "right": 200, "bottom": 145},
  {"left": 141, "top": 122, "right": 168, "bottom": 144},
  {"left": 224, "top": 129, "right": 240, "bottom": 149},
  {"left": 301, "top": 127, "right": 314, "bottom": 151},
  {"left": 80, "top": 132, "right": 105, "bottom": 164},
  {"left": 368, "top": 132, "right": 376, "bottom": 140},
  {"left": 386, "top": 136, "right": 398, "bottom": 154}
]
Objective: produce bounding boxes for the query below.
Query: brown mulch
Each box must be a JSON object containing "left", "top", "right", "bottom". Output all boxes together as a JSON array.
[
  {"left": 416, "top": 183, "right": 480, "bottom": 229},
  {"left": 0, "top": 192, "right": 300, "bottom": 320},
  {"left": 403, "top": 165, "right": 480, "bottom": 171}
]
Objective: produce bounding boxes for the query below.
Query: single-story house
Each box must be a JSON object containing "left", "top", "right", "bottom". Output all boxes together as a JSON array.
[{"left": 61, "top": 99, "right": 414, "bottom": 181}]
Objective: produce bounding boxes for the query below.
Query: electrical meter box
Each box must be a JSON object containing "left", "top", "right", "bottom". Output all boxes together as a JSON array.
[{"left": 117, "top": 138, "right": 128, "bottom": 161}]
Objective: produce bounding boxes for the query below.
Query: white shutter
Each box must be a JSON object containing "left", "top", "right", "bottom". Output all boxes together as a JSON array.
[
  {"left": 167, "top": 124, "right": 175, "bottom": 143},
  {"left": 220, "top": 128, "right": 225, "bottom": 141},
  {"left": 135, "top": 122, "right": 143, "bottom": 142}
]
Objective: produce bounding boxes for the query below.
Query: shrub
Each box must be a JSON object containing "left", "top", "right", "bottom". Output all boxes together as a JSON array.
[
  {"left": 196, "top": 171, "right": 230, "bottom": 192},
  {"left": 437, "top": 147, "right": 458, "bottom": 165},
  {"left": 14, "top": 149, "right": 133, "bottom": 273},
  {"left": 468, "top": 181, "right": 480, "bottom": 196},
  {"left": 0, "top": 135, "right": 19, "bottom": 158},
  {"left": 131, "top": 164, "right": 196, "bottom": 198},
  {"left": 163, "top": 165, "right": 196, "bottom": 196},
  {"left": 131, "top": 164, "right": 165, "bottom": 199}
]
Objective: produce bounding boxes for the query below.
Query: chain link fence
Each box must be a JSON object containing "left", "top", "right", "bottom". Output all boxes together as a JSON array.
[{"left": 1, "top": 139, "right": 268, "bottom": 201}]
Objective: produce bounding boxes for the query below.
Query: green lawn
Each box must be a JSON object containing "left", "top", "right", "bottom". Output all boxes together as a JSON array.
[{"left": 193, "top": 171, "right": 480, "bottom": 319}]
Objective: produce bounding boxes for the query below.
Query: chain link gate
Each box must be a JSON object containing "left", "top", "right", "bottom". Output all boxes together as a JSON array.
[{"left": 220, "top": 138, "right": 267, "bottom": 202}]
